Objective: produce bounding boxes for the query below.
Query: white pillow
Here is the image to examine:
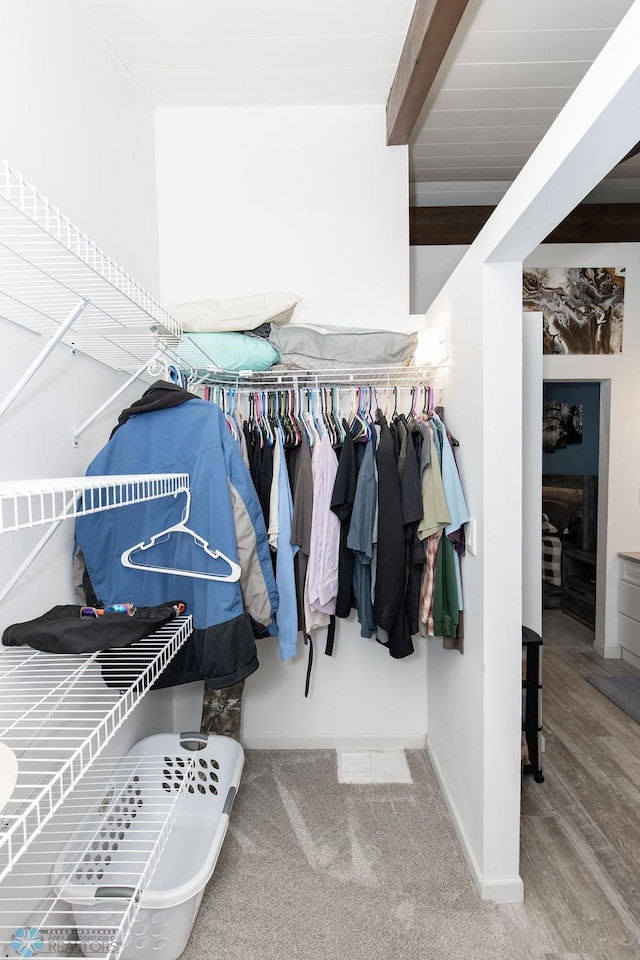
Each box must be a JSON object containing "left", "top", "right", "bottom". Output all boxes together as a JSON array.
[{"left": 170, "top": 292, "right": 301, "bottom": 333}]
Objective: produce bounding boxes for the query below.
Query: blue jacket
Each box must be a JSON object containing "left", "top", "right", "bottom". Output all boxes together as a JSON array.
[{"left": 75, "top": 383, "right": 279, "bottom": 689}]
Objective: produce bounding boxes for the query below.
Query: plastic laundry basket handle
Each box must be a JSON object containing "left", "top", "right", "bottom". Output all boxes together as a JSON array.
[
  {"left": 95, "top": 887, "right": 137, "bottom": 899},
  {"left": 223, "top": 786, "right": 237, "bottom": 816},
  {"left": 179, "top": 731, "right": 209, "bottom": 750}
]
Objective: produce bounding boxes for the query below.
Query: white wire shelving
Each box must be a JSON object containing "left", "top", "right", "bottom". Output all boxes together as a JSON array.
[
  {"left": 0, "top": 159, "right": 181, "bottom": 375},
  {"left": 1, "top": 752, "right": 194, "bottom": 960},
  {"left": 0, "top": 475, "right": 189, "bottom": 535},
  {"left": 0, "top": 474, "right": 194, "bottom": 887},
  {"left": 0, "top": 616, "right": 192, "bottom": 886},
  {"left": 171, "top": 333, "right": 445, "bottom": 392},
  {"left": 0, "top": 475, "right": 190, "bottom": 607}
]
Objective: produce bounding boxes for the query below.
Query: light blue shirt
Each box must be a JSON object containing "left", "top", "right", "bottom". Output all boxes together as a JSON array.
[
  {"left": 275, "top": 434, "right": 299, "bottom": 660},
  {"left": 432, "top": 414, "right": 470, "bottom": 536}
]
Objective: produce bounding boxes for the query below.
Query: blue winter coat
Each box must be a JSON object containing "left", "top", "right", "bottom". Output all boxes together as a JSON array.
[{"left": 75, "top": 385, "right": 278, "bottom": 689}]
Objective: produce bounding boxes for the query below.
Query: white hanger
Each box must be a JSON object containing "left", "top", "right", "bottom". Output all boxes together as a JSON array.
[{"left": 121, "top": 489, "right": 241, "bottom": 582}]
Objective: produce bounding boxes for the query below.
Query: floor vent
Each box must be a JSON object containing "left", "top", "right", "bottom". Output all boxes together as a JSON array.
[{"left": 337, "top": 750, "right": 413, "bottom": 784}]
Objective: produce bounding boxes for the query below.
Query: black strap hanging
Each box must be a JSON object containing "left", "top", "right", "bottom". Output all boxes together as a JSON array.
[
  {"left": 304, "top": 632, "right": 314, "bottom": 698},
  {"left": 325, "top": 615, "right": 336, "bottom": 657}
]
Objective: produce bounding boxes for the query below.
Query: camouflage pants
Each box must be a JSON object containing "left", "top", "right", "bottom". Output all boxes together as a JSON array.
[{"left": 200, "top": 679, "right": 245, "bottom": 741}]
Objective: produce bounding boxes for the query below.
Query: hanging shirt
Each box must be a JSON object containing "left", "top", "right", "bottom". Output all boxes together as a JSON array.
[
  {"left": 400, "top": 430, "right": 425, "bottom": 637},
  {"left": 232, "top": 408, "right": 250, "bottom": 469},
  {"left": 417, "top": 423, "right": 450, "bottom": 540},
  {"left": 274, "top": 433, "right": 299, "bottom": 661},
  {"left": 432, "top": 413, "right": 470, "bottom": 652},
  {"left": 431, "top": 413, "right": 471, "bottom": 539},
  {"left": 268, "top": 431, "right": 281, "bottom": 551},
  {"left": 419, "top": 530, "right": 444, "bottom": 637},
  {"left": 290, "top": 430, "right": 314, "bottom": 634},
  {"left": 373, "top": 414, "right": 412, "bottom": 658},
  {"left": 370, "top": 423, "right": 381, "bottom": 606},
  {"left": 330, "top": 421, "right": 357, "bottom": 619},
  {"left": 417, "top": 421, "right": 432, "bottom": 474},
  {"left": 347, "top": 438, "right": 377, "bottom": 638},
  {"left": 306, "top": 428, "right": 340, "bottom": 617},
  {"left": 303, "top": 419, "right": 331, "bottom": 634},
  {"left": 396, "top": 417, "right": 409, "bottom": 478},
  {"left": 432, "top": 534, "right": 460, "bottom": 640}
]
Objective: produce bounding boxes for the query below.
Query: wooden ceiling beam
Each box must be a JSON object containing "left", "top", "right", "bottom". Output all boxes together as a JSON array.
[
  {"left": 386, "top": 0, "right": 472, "bottom": 146},
  {"left": 410, "top": 203, "right": 640, "bottom": 245}
]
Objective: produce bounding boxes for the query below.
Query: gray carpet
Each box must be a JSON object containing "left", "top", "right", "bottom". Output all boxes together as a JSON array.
[
  {"left": 183, "top": 750, "right": 516, "bottom": 960},
  {"left": 586, "top": 675, "right": 640, "bottom": 724}
]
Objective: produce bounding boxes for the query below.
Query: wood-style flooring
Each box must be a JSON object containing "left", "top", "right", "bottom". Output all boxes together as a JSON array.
[{"left": 499, "top": 611, "right": 640, "bottom": 960}]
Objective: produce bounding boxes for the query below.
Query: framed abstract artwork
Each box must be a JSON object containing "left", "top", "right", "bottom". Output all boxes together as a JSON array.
[{"left": 523, "top": 266, "right": 624, "bottom": 355}]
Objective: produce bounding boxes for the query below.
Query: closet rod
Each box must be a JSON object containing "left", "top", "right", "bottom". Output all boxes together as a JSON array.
[{"left": 0, "top": 299, "right": 87, "bottom": 422}]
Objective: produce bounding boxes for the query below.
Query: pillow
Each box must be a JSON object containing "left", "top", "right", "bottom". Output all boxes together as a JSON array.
[
  {"left": 170, "top": 292, "right": 301, "bottom": 333},
  {"left": 177, "top": 332, "right": 279, "bottom": 373},
  {"left": 268, "top": 323, "right": 417, "bottom": 370}
]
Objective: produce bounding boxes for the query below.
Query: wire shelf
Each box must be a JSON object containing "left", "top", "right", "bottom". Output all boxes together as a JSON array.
[
  {"left": 196, "top": 364, "right": 444, "bottom": 389},
  {"left": 156, "top": 333, "right": 447, "bottom": 392},
  {"left": 0, "top": 475, "right": 190, "bottom": 535},
  {"left": 0, "top": 616, "right": 192, "bottom": 884},
  {"left": 0, "top": 753, "right": 192, "bottom": 960},
  {"left": 0, "top": 160, "right": 181, "bottom": 373}
]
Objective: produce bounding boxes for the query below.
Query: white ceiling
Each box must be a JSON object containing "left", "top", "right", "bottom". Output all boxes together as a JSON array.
[
  {"left": 410, "top": 0, "right": 640, "bottom": 196},
  {"left": 77, "top": 0, "right": 416, "bottom": 107},
  {"left": 78, "top": 0, "right": 640, "bottom": 198}
]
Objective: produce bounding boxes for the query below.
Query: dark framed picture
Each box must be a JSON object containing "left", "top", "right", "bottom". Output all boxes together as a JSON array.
[{"left": 543, "top": 401, "right": 583, "bottom": 453}]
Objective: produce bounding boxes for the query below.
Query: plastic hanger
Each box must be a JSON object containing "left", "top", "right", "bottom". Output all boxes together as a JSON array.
[
  {"left": 121, "top": 489, "right": 241, "bottom": 582},
  {"left": 260, "top": 390, "right": 275, "bottom": 448},
  {"left": 360, "top": 387, "right": 372, "bottom": 441},
  {"left": 289, "top": 389, "right": 301, "bottom": 446},
  {"left": 320, "top": 388, "right": 335, "bottom": 445},
  {"left": 309, "top": 388, "right": 323, "bottom": 437},
  {"left": 332, "top": 387, "right": 345, "bottom": 444},
  {"left": 297, "top": 388, "right": 313, "bottom": 447},
  {"left": 349, "top": 387, "right": 368, "bottom": 442}
]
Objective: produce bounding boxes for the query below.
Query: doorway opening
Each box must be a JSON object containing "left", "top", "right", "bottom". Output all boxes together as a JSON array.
[{"left": 541, "top": 381, "right": 600, "bottom": 632}]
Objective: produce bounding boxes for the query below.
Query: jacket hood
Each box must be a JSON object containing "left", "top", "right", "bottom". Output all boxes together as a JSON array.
[{"left": 111, "top": 380, "right": 196, "bottom": 437}]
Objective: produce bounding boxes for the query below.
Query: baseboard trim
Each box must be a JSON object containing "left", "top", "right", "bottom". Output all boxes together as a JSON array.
[
  {"left": 242, "top": 734, "right": 428, "bottom": 750},
  {"left": 621, "top": 647, "right": 640, "bottom": 670},
  {"left": 426, "top": 738, "right": 524, "bottom": 904},
  {"left": 594, "top": 640, "right": 622, "bottom": 659}
]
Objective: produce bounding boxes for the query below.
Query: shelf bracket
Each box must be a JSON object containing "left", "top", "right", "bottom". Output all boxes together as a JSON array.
[
  {"left": 0, "top": 299, "right": 88, "bottom": 423},
  {"left": 72, "top": 348, "right": 165, "bottom": 447},
  {"left": 0, "top": 511, "right": 70, "bottom": 607}
]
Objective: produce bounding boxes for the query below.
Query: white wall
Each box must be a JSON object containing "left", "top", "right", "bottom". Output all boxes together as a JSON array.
[
  {"left": 155, "top": 106, "right": 409, "bottom": 327},
  {"left": 154, "top": 105, "right": 429, "bottom": 747},
  {"left": 410, "top": 244, "right": 468, "bottom": 315},
  {"left": 421, "top": 258, "right": 524, "bottom": 903},
  {"left": 0, "top": 1, "right": 169, "bottom": 748},
  {"left": 0, "top": 0, "right": 160, "bottom": 295},
  {"left": 528, "top": 243, "right": 640, "bottom": 660},
  {"left": 421, "top": 0, "right": 640, "bottom": 902},
  {"left": 413, "top": 241, "right": 640, "bottom": 659}
]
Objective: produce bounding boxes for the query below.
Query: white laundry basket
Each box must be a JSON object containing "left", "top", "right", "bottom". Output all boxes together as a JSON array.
[{"left": 52, "top": 732, "right": 244, "bottom": 960}]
